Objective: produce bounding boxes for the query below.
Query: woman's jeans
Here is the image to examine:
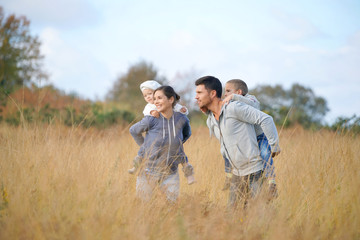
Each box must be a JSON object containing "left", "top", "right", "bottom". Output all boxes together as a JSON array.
[{"left": 136, "top": 170, "right": 180, "bottom": 202}]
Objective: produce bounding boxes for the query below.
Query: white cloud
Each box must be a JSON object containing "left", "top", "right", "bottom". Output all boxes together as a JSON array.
[
  {"left": 281, "top": 44, "right": 311, "bottom": 53},
  {"left": 271, "top": 8, "right": 325, "bottom": 42},
  {"left": 39, "top": 27, "right": 110, "bottom": 99},
  {"left": 170, "top": 30, "right": 196, "bottom": 49}
]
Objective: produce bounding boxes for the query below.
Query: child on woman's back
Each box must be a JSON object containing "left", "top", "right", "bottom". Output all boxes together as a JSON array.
[{"left": 128, "top": 80, "right": 195, "bottom": 184}]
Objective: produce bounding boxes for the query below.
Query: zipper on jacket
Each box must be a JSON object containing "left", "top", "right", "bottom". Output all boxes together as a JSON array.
[
  {"left": 216, "top": 117, "right": 240, "bottom": 172},
  {"left": 166, "top": 117, "right": 171, "bottom": 166}
]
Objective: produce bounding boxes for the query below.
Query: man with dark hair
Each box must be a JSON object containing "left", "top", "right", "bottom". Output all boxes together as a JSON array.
[
  {"left": 195, "top": 76, "right": 281, "bottom": 209},
  {"left": 195, "top": 76, "right": 223, "bottom": 98}
]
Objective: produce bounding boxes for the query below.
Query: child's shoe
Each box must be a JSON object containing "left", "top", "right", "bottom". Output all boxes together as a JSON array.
[
  {"left": 128, "top": 156, "right": 142, "bottom": 174},
  {"left": 267, "top": 179, "right": 278, "bottom": 201},
  {"left": 186, "top": 175, "right": 196, "bottom": 185},
  {"left": 182, "top": 163, "right": 195, "bottom": 185},
  {"left": 128, "top": 167, "right": 137, "bottom": 174}
]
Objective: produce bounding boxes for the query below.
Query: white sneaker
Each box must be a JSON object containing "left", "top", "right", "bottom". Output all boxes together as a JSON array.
[
  {"left": 187, "top": 175, "right": 196, "bottom": 185},
  {"left": 128, "top": 167, "right": 137, "bottom": 174}
]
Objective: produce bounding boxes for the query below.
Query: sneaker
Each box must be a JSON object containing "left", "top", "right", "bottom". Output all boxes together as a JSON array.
[
  {"left": 187, "top": 175, "right": 196, "bottom": 185},
  {"left": 268, "top": 183, "right": 278, "bottom": 201},
  {"left": 128, "top": 167, "right": 137, "bottom": 174}
]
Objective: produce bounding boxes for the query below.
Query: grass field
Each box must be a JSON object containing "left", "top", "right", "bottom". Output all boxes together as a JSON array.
[{"left": 0, "top": 123, "right": 359, "bottom": 239}]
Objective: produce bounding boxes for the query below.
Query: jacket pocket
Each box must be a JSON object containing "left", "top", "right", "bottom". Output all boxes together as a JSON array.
[{"left": 226, "top": 144, "right": 245, "bottom": 170}]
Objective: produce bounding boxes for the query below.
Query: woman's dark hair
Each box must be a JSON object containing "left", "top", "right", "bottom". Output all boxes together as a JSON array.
[{"left": 154, "top": 86, "right": 180, "bottom": 108}]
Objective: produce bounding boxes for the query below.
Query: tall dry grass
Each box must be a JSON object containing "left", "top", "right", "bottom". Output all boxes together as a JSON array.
[{"left": 0, "top": 123, "right": 359, "bottom": 239}]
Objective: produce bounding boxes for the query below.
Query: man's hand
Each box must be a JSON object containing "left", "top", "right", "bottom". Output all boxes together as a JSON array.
[{"left": 150, "top": 110, "right": 160, "bottom": 118}]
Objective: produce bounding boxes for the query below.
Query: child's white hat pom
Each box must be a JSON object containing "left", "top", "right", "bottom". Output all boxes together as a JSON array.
[{"left": 140, "top": 80, "right": 162, "bottom": 92}]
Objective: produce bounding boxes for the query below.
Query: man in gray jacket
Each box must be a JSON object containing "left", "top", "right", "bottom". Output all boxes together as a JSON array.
[{"left": 195, "top": 76, "right": 281, "bottom": 209}]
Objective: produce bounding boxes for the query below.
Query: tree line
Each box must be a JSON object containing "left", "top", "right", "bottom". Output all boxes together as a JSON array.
[{"left": 1, "top": 7, "right": 358, "bottom": 134}]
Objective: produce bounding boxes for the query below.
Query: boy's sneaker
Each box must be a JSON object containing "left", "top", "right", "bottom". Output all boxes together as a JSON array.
[
  {"left": 128, "top": 156, "right": 142, "bottom": 174},
  {"left": 267, "top": 182, "right": 278, "bottom": 201},
  {"left": 128, "top": 167, "right": 137, "bottom": 174}
]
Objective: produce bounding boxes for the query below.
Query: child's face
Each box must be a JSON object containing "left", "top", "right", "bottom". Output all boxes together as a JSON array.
[
  {"left": 224, "top": 83, "right": 238, "bottom": 98},
  {"left": 142, "top": 88, "right": 155, "bottom": 104}
]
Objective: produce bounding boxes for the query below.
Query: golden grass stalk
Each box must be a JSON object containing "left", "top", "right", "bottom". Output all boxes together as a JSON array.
[{"left": 0, "top": 124, "right": 359, "bottom": 239}]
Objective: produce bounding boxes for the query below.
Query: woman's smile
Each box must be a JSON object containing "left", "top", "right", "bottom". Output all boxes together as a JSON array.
[{"left": 154, "top": 90, "right": 173, "bottom": 113}]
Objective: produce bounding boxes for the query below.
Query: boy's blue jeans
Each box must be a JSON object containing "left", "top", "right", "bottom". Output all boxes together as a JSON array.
[
  {"left": 257, "top": 133, "right": 275, "bottom": 178},
  {"left": 223, "top": 133, "right": 275, "bottom": 178}
]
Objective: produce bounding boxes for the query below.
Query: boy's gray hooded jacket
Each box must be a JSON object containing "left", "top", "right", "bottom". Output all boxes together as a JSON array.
[
  {"left": 130, "top": 112, "right": 191, "bottom": 174},
  {"left": 207, "top": 101, "right": 280, "bottom": 177}
]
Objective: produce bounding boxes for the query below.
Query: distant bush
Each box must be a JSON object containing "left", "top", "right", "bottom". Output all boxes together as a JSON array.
[
  {"left": 329, "top": 115, "right": 360, "bottom": 135},
  {"left": 2, "top": 102, "right": 135, "bottom": 128},
  {"left": 39, "top": 104, "right": 59, "bottom": 124},
  {"left": 1, "top": 86, "right": 135, "bottom": 128},
  {"left": 5, "top": 114, "right": 20, "bottom": 126},
  {"left": 62, "top": 103, "right": 135, "bottom": 128}
]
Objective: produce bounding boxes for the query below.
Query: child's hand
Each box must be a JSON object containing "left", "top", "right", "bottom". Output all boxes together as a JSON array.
[
  {"left": 150, "top": 110, "right": 160, "bottom": 118},
  {"left": 223, "top": 94, "right": 233, "bottom": 105},
  {"left": 180, "top": 107, "right": 187, "bottom": 113},
  {"left": 271, "top": 150, "right": 280, "bottom": 158}
]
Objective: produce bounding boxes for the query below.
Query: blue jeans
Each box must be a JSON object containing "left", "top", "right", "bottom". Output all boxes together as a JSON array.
[
  {"left": 257, "top": 133, "right": 275, "bottom": 178},
  {"left": 136, "top": 170, "right": 180, "bottom": 202}
]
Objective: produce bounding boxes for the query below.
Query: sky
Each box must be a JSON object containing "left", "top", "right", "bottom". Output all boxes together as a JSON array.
[{"left": 1, "top": 0, "right": 360, "bottom": 124}]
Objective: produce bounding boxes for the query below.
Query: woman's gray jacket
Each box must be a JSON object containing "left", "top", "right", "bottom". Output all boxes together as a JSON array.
[{"left": 130, "top": 112, "right": 191, "bottom": 174}]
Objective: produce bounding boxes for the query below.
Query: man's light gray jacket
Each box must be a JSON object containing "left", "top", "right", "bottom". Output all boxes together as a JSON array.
[{"left": 206, "top": 101, "right": 280, "bottom": 177}]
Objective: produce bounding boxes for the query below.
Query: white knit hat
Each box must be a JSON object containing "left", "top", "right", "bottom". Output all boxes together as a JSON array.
[{"left": 140, "top": 80, "right": 161, "bottom": 92}]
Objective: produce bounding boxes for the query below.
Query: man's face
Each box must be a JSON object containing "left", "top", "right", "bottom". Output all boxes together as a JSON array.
[
  {"left": 195, "top": 84, "right": 212, "bottom": 108},
  {"left": 224, "top": 83, "right": 239, "bottom": 98}
]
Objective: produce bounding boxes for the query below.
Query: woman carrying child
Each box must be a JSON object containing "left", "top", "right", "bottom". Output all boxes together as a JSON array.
[
  {"left": 128, "top": 80, "right": 188, "bottom": 174},
  {"left": 129, "top": 86, "right": 194, "bottom": 202}
]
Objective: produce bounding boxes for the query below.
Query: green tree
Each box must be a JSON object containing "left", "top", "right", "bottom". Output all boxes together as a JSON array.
[
  {"left": 106, "top": 61, "right": 166, "bottom": 114},
  {"left": 251, "top": 84, "right": 288, "bottom": 125},
  {"left": 251, "top": 83, "right": 329, "bottom": 128},
  {"left": 0, "top": 7, "right": 47, "bottom": 105}
]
